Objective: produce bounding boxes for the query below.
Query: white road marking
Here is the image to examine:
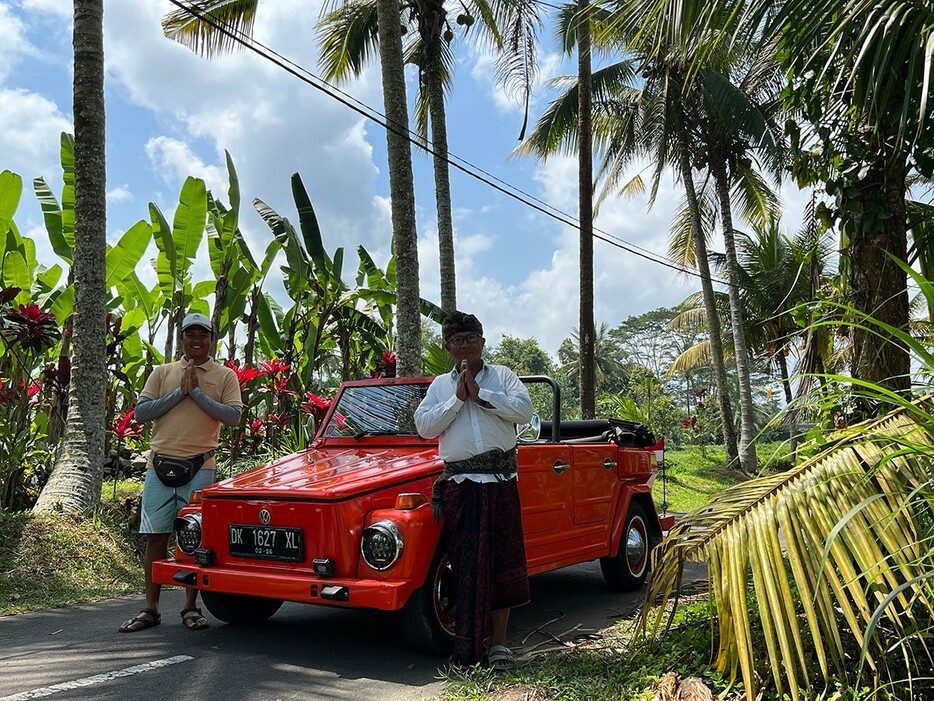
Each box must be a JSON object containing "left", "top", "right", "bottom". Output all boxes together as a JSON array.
[{"left": 0, "top": 655, "right": 194, "bottom": 700}]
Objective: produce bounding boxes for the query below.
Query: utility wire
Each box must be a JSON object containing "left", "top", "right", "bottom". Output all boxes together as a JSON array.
[{"left": 165, "top": 0, "right": 730, "bottom": 287}]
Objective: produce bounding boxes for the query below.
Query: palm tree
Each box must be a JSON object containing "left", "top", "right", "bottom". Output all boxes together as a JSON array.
[
  {"left": 517, "top": 32, "right": 745, "bottom": 467},
  {"left": 34, "top": 0, "right": 107, "bottom": 514},
  {"left": 162, "top": 0, "right": 423, "bottom": 376},
  {"left": 667, "top": 0, "right": 934, "bottom": 395},
  {"left": 557, "top": 322, "right": 625, "bottom": 396},
  {"left": 317, "top": 0, "right": 543, "bottom": 317},
  {"left": 576, "top": 0, "right": 596, "bottom": 419}
]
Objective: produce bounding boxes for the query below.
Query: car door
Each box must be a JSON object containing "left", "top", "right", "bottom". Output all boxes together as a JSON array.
[
  {"left": 570, "top": 443, "right": 620, "bottom": 527},
  {"left": 516, "top": 443, "right": 573, "bottom": 571}
]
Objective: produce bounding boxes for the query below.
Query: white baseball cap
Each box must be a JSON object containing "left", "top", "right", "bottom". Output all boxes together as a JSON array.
[{"left": 181, "top": 312, "right": 213, "bottom": 334}]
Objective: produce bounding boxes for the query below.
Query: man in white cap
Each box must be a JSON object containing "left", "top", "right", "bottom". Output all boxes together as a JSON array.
[{"left": 120, "top": 311, "right": 243, "bottom": 633}]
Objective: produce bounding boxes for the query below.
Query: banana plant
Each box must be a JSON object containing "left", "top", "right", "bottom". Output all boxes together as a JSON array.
[{"left": 150, "top": 176, "right": 208, "bottom": 359}]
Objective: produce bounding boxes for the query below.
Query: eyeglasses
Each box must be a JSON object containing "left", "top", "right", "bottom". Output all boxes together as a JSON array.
[{"left": 447, "top": 333, "right": 483, "bottom": 346}]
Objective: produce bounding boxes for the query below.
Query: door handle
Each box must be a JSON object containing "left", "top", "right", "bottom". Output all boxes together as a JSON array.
[
  {"left": 553, "top": 460, "right": 570, "bottom": 474},
  {"left": 604, "top": 458, "right": 617, "bottom": 471}
]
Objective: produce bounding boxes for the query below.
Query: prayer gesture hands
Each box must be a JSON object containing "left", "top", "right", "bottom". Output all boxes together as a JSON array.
[
  {"left": 180, "top": 359, "right": 200, "bottom": 396},
  {"left": 455, "top": 360, "right": 481, "bottom": 402}
]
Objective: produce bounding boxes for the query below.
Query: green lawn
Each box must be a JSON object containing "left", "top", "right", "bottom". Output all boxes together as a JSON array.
[{"left": 653, "top": 441, "right": 790, "bottom": 513}]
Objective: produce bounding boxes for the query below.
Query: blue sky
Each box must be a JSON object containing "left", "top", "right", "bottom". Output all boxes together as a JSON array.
[{"left": 0, "top": 0, "right": 810, "bottom": 356}]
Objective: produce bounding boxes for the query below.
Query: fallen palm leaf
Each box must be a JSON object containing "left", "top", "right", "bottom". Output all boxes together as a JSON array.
[{"left": 639, "top": 399, "right": 934, "bottom": 700}]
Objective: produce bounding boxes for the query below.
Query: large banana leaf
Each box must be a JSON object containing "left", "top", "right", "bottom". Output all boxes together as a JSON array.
[
  {"left": 642, "top": 401, "right": 934, "bottom": 700},
  {"left": 105, "top": 220, "right": 152, "bottom": 289},
  {"left": 0, "top": 170, "right": 21, "bottom": 239}
]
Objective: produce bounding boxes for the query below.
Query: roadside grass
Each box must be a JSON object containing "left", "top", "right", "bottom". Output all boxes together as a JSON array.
[
  {"left": 440, "top": 600, "right": 725, "bottom": 701},
  {"left": 439, "top": 596, "right": 887, "bottom": 701},
  {"left": 655, "top": 441, "right": 790, "bottom": 513},
  {"left": 0, "top": 480, "right": 144, "bottom": 616}
]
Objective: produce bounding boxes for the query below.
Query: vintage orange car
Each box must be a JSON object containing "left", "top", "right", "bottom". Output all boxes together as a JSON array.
[{"left": 152, "top": 375, "right": 673, "bottom": 653}]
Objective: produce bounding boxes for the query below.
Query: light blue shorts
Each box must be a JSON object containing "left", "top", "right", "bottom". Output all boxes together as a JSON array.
[{"left": 139, "top": 468, "right": 216, "bottom": 534}]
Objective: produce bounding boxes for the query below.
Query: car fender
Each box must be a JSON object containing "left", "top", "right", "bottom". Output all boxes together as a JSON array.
[
  {"left": 607, "top": 485, "right": 660, "bottom": 554},
  {"left": 360, "top": 502, "right": 443, "bottom": 591}
]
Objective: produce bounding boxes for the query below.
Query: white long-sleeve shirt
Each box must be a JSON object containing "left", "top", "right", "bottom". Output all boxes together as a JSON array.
[{"left": 414, "top": 363, "right": 533, "bottom": 464}]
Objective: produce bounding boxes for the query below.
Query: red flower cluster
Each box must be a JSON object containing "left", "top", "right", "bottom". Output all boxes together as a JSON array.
[
  {"left": 371, "top": 351, "right": 397, "bottom": 378},
  {"left": 224, "top": 359, "right": 266, "bottom": 392},
  {"left": 113, "top": 408, "right": 144, "bottom": 440},
  {"left": 301, "top": 391, "right": 332, "bottom": 422},
  {"left": 1, "top": 303, "right": 60, "bottom": 352}
]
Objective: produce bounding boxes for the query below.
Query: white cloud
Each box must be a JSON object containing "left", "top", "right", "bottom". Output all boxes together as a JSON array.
[
  {"left": 0, "top": 2, "right": 32, "bottom": 82},
  {"left": 0, "top": 88, "right": 71, "bottom": 183},
  {"left": 106, "top": 0, "right": 390, "bottom": 261},
  {"left": 19, "top": 0, "right": 70, "bottom": 16},
  {"left": 107, "top": 184, "right": 133, "bottom": 203}
]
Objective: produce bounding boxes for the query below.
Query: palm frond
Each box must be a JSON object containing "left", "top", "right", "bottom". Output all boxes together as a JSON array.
[
  {"left": 641, "top": 400, "right": 934, "bottom": 699},
  {"left": 163, "top": 0, "right": 259, "bottom": 57},
  {"left": 316, "top": 0, "right": 380, "bottom": 82}
]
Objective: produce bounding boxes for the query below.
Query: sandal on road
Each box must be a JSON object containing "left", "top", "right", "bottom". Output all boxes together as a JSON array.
[
  {"left": 487, "top": 644, "right": 517, "bottom": 671},
  {"left": 181, "top": 607, "right": 210, "bottom": 631},
  {"left": 119, "top": 608, "right": 161, "bottom": 633}
]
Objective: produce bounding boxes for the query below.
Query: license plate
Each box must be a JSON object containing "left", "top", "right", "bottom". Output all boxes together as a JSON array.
[{"left": 229, "top": 525, "right": 304, "bottom": 562}]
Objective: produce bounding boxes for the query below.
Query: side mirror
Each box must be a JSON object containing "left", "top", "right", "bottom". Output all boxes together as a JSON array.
[{"left": 516, "top": 413, "right": 541, "bottom": 443}]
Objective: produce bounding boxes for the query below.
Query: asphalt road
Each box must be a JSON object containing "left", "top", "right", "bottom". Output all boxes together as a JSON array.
[{"left": 0, "top": 560, "right": 706, "bottom": 701}]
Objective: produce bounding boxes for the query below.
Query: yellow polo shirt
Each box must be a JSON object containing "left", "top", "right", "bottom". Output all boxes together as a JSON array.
[{"left": 141, "top": 359, "right": 242, "bottom": 468}]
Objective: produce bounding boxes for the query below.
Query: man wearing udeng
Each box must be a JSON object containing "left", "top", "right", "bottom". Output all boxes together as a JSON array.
[
  {"left": 119, "top": 312, "right": 243, "bottom": 633},
  {"left": 414, "top": 312, "right": 533, "bottom": 671}
]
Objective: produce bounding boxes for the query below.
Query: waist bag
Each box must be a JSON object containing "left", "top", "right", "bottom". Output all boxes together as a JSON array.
[{"left": 152, "top": 451, "right": 212, "bottom": 488}]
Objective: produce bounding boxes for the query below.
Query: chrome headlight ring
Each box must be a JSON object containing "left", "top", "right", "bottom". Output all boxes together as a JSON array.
[
  {"left": 174, "top": 513, "right": 203, "bottom": 556},
  {"left": 360, "top": 519, "right": 404, "bottom": 571}
]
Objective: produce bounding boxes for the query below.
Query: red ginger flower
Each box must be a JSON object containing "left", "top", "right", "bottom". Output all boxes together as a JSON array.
[
  {"left": 224, "top": 359, "right": 266, "bottom": 392},
  {"left": 260, "top": 358, "right": 290, "bottom": 376},
  {"left": 114, "top": 408, "right": 144, "bottom": 440}
]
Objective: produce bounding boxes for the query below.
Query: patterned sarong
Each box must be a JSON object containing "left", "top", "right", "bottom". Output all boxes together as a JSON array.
[
  {"left": 441, "top": 453, "right": 530, "bottom": 667},
  {"left": 431, "top": 447, "right": 518, "bottom": 520}
]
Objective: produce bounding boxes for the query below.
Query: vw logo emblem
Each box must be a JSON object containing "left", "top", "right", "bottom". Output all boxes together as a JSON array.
[{"left": 259, "top": 509, "right": 271, "bottom": 525}]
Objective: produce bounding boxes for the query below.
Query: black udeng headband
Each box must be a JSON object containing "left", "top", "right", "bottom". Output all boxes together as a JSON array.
[{"left": 442, "top": 311, "right": 483, "bottom": 341}]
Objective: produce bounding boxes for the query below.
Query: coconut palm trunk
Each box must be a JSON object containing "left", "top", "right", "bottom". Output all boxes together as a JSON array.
[
  {"left": 34, "top": 0, "right": 107, "bottom": 514},
  {"left": 847, "top": 125, "right": 910, "bottom": 394},
  {"left": 577, "top": 0, "right": 595, "bottom": 419},
  {"left": 677, "top": 148, "right": 739, "bottom": 468},
  {"left": 376, "top": 0, "right": 422, "bottom": 376},
  {"left": 709, "top": 150, "right": 757, "bottom": 472},
  {"left": 425, "top": 42, "right": 457, "bottom": 314}
]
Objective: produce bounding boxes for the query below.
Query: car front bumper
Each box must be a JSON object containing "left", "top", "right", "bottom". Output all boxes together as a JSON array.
[{"left": 151, "top": 559, "right": 413, "bottom": 611}]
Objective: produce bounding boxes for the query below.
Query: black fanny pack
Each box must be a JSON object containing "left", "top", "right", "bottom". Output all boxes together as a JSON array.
[{"left": 152, "top": 451, "right": 213, "bottom": 488}]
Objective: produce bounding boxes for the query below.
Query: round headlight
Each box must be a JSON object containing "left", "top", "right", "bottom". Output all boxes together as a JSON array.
[
  {"left": 360, "top": 520, "right": 403, "bottom": 571},
  {"left": 174, "top": 513, "right": 202, "bottom": 556}
]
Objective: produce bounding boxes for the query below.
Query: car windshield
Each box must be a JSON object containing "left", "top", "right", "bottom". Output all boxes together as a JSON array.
[{"left": 322, "top": 383, "right": 430, "bottom": 438}]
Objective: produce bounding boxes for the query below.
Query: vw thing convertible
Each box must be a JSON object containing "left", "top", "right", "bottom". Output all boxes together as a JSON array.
[{"left": 152, "top": 375, "right": 672, "bottom": 653}]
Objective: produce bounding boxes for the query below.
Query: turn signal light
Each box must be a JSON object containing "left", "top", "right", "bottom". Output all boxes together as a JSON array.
[
  {"left": 189, "top": 490, "right": 203, "bottom": 504},
  {"left": 395, "top": 493, "right": 427, "bottom": 510}
]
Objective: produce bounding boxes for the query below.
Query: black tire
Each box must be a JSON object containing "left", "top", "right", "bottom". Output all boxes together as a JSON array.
[
  {"left": 600, "top": 501, "right": 652, "bottom": 592},
  {"left": 200, "top": 591, "right": 283, "bottom": 624},
  {"left": 399, "top": 550, "right": 456, "bottom": 654}
]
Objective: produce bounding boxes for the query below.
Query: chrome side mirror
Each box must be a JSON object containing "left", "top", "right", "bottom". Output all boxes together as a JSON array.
[{"left": 516, "top": 413, "right": 541, "bottom": 442}]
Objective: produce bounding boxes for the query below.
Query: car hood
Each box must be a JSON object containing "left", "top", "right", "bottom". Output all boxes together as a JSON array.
[{"left": 204, "top": 445, "right": 442, "bottom": 500}]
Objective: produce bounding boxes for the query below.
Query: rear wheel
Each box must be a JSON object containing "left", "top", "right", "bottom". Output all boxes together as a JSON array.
[
  {"left": 600, "top": 501, "right": 651, "bottom": 591},
  {"left": 400, "top": 550, "right": 456, "bottom": 654},
  {"left": 201, "top": 591, "right": 283, "bottom": 624}
]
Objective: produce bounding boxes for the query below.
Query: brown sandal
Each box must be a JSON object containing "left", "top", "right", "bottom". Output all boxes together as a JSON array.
[
  {"left": 119, "top": 608, "right": 161, "bottom": 633},
  {"left": 181, "top": 606, "right": 209, "bottom": 631}
]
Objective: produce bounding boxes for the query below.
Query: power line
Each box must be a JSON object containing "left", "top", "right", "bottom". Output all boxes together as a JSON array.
[{"left": 164, "top": 0, "right": 729, "bottom": 286}]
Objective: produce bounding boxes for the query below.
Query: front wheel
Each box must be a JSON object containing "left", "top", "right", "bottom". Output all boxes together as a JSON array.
[
  {"left": 399, "top": 550, "right": 456, "bottom": 654},
  {"left": 600, "top": 501, "right": 651, "bottom": 592},
  {"left": 201, "top": 591, "right": 283, "bottom": 624}
]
